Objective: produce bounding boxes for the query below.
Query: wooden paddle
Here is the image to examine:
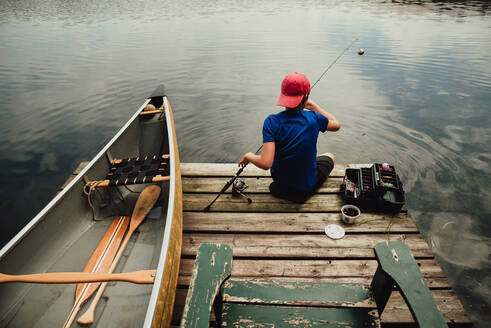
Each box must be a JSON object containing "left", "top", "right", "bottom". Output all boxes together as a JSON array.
[
  {"left": 77, "top": 216, "right": 129, "bottom": 301},
  {"left": 77, "top": 185, "right": 161, "bottom": 326},
  {"left": 0, "top": 269, "right": 156, "bottom": 284},
  {"left": 63, "top": 215, "right": 129, "bottom": 328}
]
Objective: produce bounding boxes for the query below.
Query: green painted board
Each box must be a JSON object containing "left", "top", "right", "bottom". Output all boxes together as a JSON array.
[
  {"left": 222, "top": 279, "right": 375, "bottom": 308},
  {"left": 180, "top": 244, "right": 233, "bottom": 328},
  {"left": 221, "top": 303, "right": 379, "bottom": 328},
  {"left": 374, "top": 241, "right": 447, "bottom": 328}
]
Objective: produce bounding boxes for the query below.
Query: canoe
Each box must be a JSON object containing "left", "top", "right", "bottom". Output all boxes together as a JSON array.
[{"left": 0, "top": 85, "right": 182, "bottom": 327}]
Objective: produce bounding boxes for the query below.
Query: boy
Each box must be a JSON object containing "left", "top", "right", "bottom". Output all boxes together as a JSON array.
[{"left": 239, "top": 72, "right": 340, "bottom": 203}]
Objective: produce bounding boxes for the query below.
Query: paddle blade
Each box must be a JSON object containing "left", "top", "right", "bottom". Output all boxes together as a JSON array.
[{"left": 129, "top": 185, "right": 161, "bottom": 231}]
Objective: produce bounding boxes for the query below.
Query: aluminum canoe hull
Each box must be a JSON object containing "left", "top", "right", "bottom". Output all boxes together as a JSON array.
[{"left": 0, "top": 85, "right": 182, "bottom": 328}]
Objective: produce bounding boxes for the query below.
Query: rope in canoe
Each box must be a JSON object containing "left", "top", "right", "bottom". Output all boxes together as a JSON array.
[{"left": 83, "top": 180, "right": 107, "bottom": 221}]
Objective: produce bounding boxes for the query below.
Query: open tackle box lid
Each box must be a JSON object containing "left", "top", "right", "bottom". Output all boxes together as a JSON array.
[{"left": 340, "top": 163, "right": 405, "bottom": 213}]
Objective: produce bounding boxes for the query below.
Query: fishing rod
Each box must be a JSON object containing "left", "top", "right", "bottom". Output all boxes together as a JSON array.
[
  {"left": 203, "top": 145, "right": 262, "bottom": 212},
  {"left": 311, "top": 37, "right": 359, "bottom": 90},
  {"left": 203, "top": 38, "right": 359, "bottom": 211}
]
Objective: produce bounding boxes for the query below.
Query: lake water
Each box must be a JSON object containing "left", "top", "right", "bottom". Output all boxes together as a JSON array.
[{"left": 1, "top": 0, "right": 490, "bottom": 325}]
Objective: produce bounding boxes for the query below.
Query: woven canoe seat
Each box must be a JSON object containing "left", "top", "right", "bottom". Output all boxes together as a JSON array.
[{"left": 95, "top": 154, "right": 170, "bottom": 187}]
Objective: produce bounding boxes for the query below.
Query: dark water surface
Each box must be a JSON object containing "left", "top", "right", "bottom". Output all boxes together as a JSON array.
[{"left": 1, "top": 0, "right": 490, "bottom": 325}]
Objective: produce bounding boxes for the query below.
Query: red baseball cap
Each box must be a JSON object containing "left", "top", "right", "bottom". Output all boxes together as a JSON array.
[{"left": 277, "top": 72, "right": 311, "bottom": 108}]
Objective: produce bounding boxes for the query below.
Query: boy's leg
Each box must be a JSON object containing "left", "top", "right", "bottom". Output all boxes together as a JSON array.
[
  {"left": 269, "top": 181, "right": 309, "bottom": 204},
  {"left": 269, "top": 152, "right": 334, "bottom": 203},
  {"left": 315, "top": 153, "right": 335, "bottom": 189}
]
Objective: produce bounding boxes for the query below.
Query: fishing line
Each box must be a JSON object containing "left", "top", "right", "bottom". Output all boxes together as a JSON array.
[
  {"left": 311, "top": 37, "right": 359, "bottom": 90},
  {"left": 205, "top": 38, "right": 359, "bottom": 211},
  {"left": 251, "top": 37, "right": 359, "bottom": 155}
]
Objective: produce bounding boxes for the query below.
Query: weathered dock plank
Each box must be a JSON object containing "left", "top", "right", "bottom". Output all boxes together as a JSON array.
[
  {"left": 380, "top": 290, "right": 472, "bottom": 324},
  {"left": 181, "top": 163, "right": 374, "bottom": 177},
  {"left": 178, "top": 274, "right": 451, "bottom": 289},
  {"left": 182, "top": 233, "right": 433, "bottom": 258},
  {"left": 184, "top": 193, "right": 347, "bottom": 212},
  {"left": 182, "top": 176, "right": 343, "bottom": 193},
  {"left": 178, "top": 258, "right": 446, "bottom": 279},
  {"left": 183, "top": 212, "right": 418, "bottom": 233},
  {"left": 181, "top": 163, "right": 347, "bottom": 177},
  {"left": 176, "top": 258, "right": 450, "bottom": 288}
]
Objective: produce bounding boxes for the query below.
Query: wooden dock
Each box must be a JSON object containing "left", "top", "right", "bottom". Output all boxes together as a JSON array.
[
  {"left": 63, "top": 161, "right": 471, "bottom": 326},
  {"left": 172, "top": 163, "right": 471, "bottom": 327}
]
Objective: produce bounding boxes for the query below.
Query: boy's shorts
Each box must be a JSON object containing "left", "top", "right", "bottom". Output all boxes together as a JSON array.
[
  {"left": 269, "top": 155, "right": 334, "bottom": 204},
  {"left": 315, "top": 155, "right": 335, "bottom": 188}
]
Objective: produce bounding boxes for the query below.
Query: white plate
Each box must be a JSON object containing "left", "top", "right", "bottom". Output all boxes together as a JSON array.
[{"left": 324, "top": 224, "right": 345, "bottom": 240}]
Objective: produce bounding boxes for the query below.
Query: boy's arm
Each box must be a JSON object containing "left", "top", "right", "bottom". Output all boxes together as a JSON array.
[
  {"left": 305, "top": 99, "right": 341, "bottom": 131},
  {"left": 238, "top": 142, "right": 275, "bottom": 170}
]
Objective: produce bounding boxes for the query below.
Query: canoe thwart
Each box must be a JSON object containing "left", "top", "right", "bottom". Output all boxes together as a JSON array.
[
  {"left": 140, "top": 109, "right": 165, "bottom": 116},
  {"left": 94, "top": 174, "right": 170, "bottom": 187},
  {"left": 90, "top": 154, "right": 171, "bottom": 187}
]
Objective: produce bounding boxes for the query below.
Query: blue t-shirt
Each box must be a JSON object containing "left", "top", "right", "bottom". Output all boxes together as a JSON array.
[{"left": 263, "top": 110, "right": 329, "bottom": 190}]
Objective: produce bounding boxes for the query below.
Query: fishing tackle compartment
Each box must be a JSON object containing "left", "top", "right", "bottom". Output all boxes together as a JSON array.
[{"left": 340, "top": 163, "right": 405, "bottom": 212}]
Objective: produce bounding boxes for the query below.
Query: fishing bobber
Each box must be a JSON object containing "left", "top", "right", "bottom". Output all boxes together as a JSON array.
[{"left": 358, "top": 48, "right": 365, "bottom": 55}]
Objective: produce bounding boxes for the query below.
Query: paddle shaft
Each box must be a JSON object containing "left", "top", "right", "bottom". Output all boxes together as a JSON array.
[
  {"left": 0, "top": 270, "right": 156, "bottom": 284},
  {"left": 77, "top": 185, "right": 161, "bottom": 326},
  {"left": 63, "top": 216, "right": 128, "bottom": 328},
  {"left": 76, "top": 216, "right": 129, "bottom": 299}
]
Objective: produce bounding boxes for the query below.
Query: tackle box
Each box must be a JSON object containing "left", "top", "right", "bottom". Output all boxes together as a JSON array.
[{"left": 340, "top": 163, "right": 405, "bottom": 212}]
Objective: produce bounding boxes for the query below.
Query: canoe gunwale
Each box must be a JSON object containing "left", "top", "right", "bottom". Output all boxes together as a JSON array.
[
  {"left": 0, "top": 98, "right": 151, "bottom": 260},
  {"left": 144, "top": 96, "right": 180, "bottom": 327}
]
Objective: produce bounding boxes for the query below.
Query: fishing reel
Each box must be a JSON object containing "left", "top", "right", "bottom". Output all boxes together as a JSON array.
[{"left": 232, "top": 179, "right": 252, "bottom": 204}]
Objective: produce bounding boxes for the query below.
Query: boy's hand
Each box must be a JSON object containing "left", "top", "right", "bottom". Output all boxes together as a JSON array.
[
  {"left": 304, "top": 99, "right": 318, "bottom": 111},
  {"left": 238, "top": 153, "right": 252, "bottom": 167}
]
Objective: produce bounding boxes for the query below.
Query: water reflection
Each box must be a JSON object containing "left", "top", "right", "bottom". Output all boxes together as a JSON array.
[
  {"left": 378, "top": 0, "right": 491, "bottom": 16},
  {"left": 425, "top": 211, "right": 491, "bottom": 317},
  {"left": 0, "top": 0, "right": 490, "bottom": 326}
]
